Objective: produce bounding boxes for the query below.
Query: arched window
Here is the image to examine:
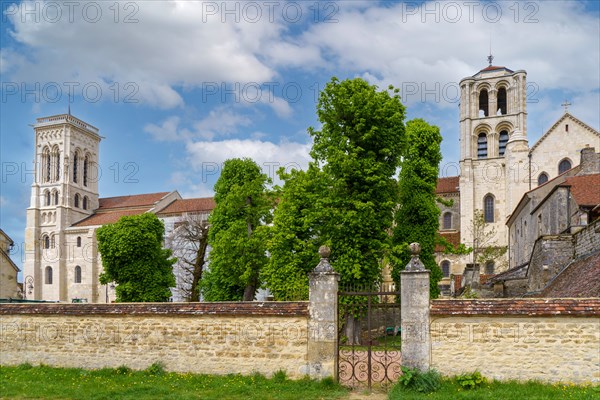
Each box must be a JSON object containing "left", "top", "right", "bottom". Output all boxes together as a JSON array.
[
  {"left": 83, "top": 155, "right": 89, "bottom": 187},
  {"left": 485, "top": 261, "right": 495, "bottom": 274},
  {"left": 45, "top": 266, "right": 53, "bottom": 284},
  {"left": 43, "top": 235, "right": 50, "bottom": 249},
  {"left": 498, "top": 130, "right": 509, "bottom": 156},
  {"left": 443, "top": 212, "right": 452, "bottom": 230},
  {"left": 74, "top": 266, "right": 82, "bottom": 283},
  {"left": 538, "top": 172, "right": 549, "bottom": 186},
  {"left": 441, "top": 260, "right": 450, "bottom": 278},
  {"left": 558, "top": 159, "right": 572, "bottom": 174},
  {"left": 45, "top": 191, "right": 51, "bottom": 206},
  {"left": 484, "top": 195, "right": 494, "bottom": 223},
  {"left": 477, "top": 133, "right": 488, "bottom": 158},
  {"left": 50, "top": 235, "right": 56, "bottom": 249},
  {"left": 54, "top": 191, "right": 59, "bottom": 205},
  {"left": 497, "top": 88, "right": 507, "bottom": 115},
  {"left": 77, "top": 236, "right": 82, "bottom": 247},
  {"left": 73, "top": 152, "right": 79, "bottom": 183},
  {"left": 83, "top": 196, "right": 88, "bottom": 210},
  {"left": 42, "top": 147, "right": 51, "bottom": 183},
  {"left": 478, "top": 89, "right": 489, "bottom": 117},
  {"left": 54, "top": 150, "right": 60, "bottom": 182},
  {"left": 74, "top": 194, "right": 80, "bottom": 208}
]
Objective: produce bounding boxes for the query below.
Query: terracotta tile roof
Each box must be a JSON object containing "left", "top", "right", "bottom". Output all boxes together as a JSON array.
[
  {"left": 72, "top": 209, "right": 151, "bottom": 227},
  {"left": 436, "top": 176, "right": 459, "bottom": 194},
  {"left": 98, "top": 192, "right": 170, "bottom": 210},
  {"left": 156, "top": 198, "right": 215, "bottom": 215},
  {"left": 480, "top": 65, "right": 507, "bottom": 72},
  {"left": 564, "top": 174, "right": 600, "bottom": 207},
  {"left": 540, "top": 252, "right": 600, "bottom": 298},
  {"left": 435, "top": 231, "right": 461, "bottom": 252},
  {"left": 431, "top": 298, "right": 600, "bottom": 316}
]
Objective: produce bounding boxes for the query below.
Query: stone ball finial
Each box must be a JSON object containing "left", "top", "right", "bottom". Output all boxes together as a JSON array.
[
  {"left": 314, "top": 245, "right": 333, "bottom": 273},
  {"left": 318, "top": 245, "right": 331, "bottom": 259},
  {"left": 409, "top": 242, "right": 421, "bottom": 256},
  {"left": 406, "top": 242, "right": 425, "bottom": 272}
]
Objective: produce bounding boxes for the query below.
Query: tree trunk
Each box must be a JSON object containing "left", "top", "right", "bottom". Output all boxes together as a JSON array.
[{"left": 188, "top": 233, "right": 209, "bottom": 302}]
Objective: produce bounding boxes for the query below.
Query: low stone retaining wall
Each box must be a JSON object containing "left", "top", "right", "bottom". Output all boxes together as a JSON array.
[
  {"left": 430, "top": 299, "right": 600, "bottom": 384},
  {"left": 0, "top": 302, "right": 310, "bottom": 378}
]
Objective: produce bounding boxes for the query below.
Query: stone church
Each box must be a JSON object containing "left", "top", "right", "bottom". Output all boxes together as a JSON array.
[
  {"left": 22, "top": 62, "right": 600, "bottom": 302},
  {"left": 434, "top": 62, "right": 599, "bottom": 294},
  {"left": 21, "top": 115, "right": 215, "bottom": 303}
]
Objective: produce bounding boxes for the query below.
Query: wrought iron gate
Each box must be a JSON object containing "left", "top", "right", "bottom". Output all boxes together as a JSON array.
[{"left": 337, "top": 285, "right": 402, "bottom": 388}]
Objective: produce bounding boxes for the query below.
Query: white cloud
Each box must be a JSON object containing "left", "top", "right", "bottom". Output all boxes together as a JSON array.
[
  {"left": 4, "top": 0, "right": 283, "bottom": 108},
  {"left": 186, "top": 138, "right": 311, "bottom": 181},
  {"left": 144, "top": 116, "right": 181, "bottom": 141}
]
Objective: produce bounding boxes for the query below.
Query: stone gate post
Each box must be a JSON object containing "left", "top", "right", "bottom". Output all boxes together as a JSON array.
[
  {"left": 400, "top": 243, "right": 431, "bottom": 371},
  {"left": 305, "top": 245, "right": 339, "bottom": 379}
]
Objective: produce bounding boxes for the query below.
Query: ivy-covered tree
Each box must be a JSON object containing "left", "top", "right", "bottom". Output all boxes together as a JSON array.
[
  {"left": 97, "top": 213, "right": 176, "bottom": 302},
  {"left": 391, "top": 118, "right": 443, "bottom": 298},
  {"left": 265, "top": 77, "right": 406, "bottom": 302},
  {"left": 202, "top": 158, "right": 273, "bottom": 301}
]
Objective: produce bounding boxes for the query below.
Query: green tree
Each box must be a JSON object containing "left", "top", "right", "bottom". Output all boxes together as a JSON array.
[
  {"left": 262, "top": 165, "right": 328, "bottom": 300},
  {"left": 469, "top": 209, "right": 508, "bottom": 271},
  {"left": 97, "top": 213, "right": 176, "bottom": 302},
  {"left": 265, "top": 77, "right": 406, "bottom": 301},
  {"left": 391, "top": 118, "right": 443, "bottom": 298},
  {"left": 202, "top": 158, "right": 273, "bottom": 301}
]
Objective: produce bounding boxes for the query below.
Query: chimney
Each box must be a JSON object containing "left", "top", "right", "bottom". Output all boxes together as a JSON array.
[{"left": 579, "top": 146, "right": 599, "bottom": 176}]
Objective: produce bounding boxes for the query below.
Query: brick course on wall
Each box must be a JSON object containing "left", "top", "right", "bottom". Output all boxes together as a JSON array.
[
  {"left": 0, "top": 302, "right": 311, "bottom": 378},
  {"left": 430, "top": 299, "right": 600, "bottom": 384}
]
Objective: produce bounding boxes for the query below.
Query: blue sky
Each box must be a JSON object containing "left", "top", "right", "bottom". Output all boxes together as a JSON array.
[{"left": 1, "top": 1, "right": 599, "bottom": 274}]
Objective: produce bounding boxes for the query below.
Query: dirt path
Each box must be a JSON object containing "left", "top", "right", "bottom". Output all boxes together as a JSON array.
[{"left": 346, "top": 391, "right": 388, "bottom": 400}]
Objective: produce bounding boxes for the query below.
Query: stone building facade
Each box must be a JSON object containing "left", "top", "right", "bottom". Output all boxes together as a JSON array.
[
  {"left": 435, "top": 63, "right": 600, "bottom": 291},
  {"left": 0, "top": 229, "right": 20, "bottom": 299}
]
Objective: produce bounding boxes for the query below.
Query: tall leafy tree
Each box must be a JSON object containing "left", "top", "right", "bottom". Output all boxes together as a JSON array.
[
  {"left": 391, "top": 118, "right": 443, "bottom": 298},
  {"left": 202, "top": 158, "right": 273, "bottom": 301},
  {"left": 262, "top": 165, "right": 328, "bottom": 300},
  {"left": 265, "top": 77, "right": 406, "bottom": 300},
  {"left": 97, "top": 213, "right": 176, "bottom": 302}
]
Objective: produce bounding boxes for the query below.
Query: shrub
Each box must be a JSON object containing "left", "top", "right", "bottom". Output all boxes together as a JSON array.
[
  {"left": 145, "top": 362, "right": 166, "bottom": 376},
  {"left": 395, "top": 366, "right": 442, "bottom": 393},
  {"left": 272, "top": 370, "right": 287, "bottom": 383},
  {"left": 116, "top": 365, "right": 132, "bottom": 375},
  {"left": 456, "top": 371, "right": 487, "bottom": 389}
]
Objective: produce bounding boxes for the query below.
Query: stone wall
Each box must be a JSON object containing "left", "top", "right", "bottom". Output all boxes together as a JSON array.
[
  {"left": 0, "top": 302, "right": 311, "bottom": 378},
  {"left": 574, "top": 219, "right": 600, "bottom": 259},
  {"left": 526, "top": 235, "right": 574, "bottom": 293},
  {"left": 430, "top": 299, "right": 600, "bottom": 384}
]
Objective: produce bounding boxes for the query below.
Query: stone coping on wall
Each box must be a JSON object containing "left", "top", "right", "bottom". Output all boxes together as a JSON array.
[
  {"left": 0, "top": 302, "right": 309, "bottom": 316},
  {"left": 431, "top": 298, "right": 600, "bottom": 316}
]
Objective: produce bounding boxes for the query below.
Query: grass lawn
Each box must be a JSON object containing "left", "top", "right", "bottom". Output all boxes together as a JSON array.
[
  {"left": 0, "top": 364, "right": 348, "bottom": 400},
  {"left": 388, "top": 378, "right": 600, "bottom": 400}
]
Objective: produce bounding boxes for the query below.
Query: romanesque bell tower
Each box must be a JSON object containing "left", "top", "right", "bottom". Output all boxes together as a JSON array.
[
  {"left": 458, "top": 58, "right": 530, "bottom": 269},
  {"left": 23, "top": 114, "right": 101, "bottom": 301}
]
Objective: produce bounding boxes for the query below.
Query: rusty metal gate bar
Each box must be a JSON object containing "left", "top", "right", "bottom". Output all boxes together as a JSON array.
[{"left": 337, "top": 285, "right": 401, "bottom": 389}]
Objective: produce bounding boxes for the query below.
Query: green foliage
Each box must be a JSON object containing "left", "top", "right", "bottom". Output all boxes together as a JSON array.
[
  {"left": 144, "top": 362, "right": 166, "bottom": 376},
  {"left": 265, "top": 77, "right": 406, "bottom": 297},
  {"left": 455, "top": 371, "right": 488, "bottom": 390},
  {"left": 271, "top": 370, "right": 287, "bottom": 383},
  {"left": 262, "top": 165, "right": 327, "bottom": 300},
  {"left": 396, "top": 366, "right": 442, "bottom": 393},
  {"left": 116, "top": 365, "right": 132, "bottom": 375},
  {"left": 202, "top": 158, "right": 273, "bottom": 301},
  {"left": 97, "top": 213, "right": 176, "bottom": 302},
  {"left": 391, "top": 119, "right": 444, "bottom": 298}
]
